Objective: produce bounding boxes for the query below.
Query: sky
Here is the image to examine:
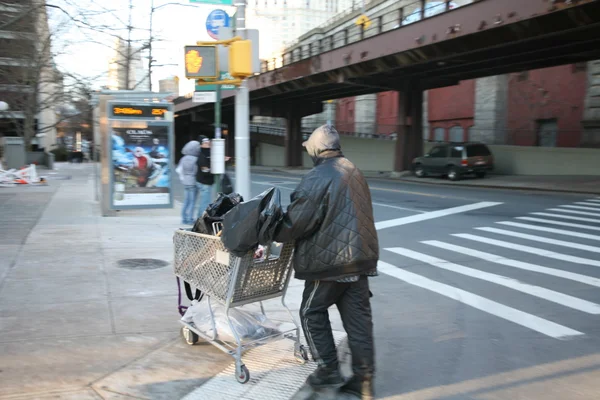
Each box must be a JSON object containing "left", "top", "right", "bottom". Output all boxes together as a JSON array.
[{"left": 49, "top": 0, "right": 238, "bottom": 93}]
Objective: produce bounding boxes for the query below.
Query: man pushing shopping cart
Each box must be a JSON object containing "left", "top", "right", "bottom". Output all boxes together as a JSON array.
[
  {"left": 175, "top": 124, "right": 378, "bottom": 400},
  {"left": 266, "top": 124, "right": 378, "bottom": 400}
]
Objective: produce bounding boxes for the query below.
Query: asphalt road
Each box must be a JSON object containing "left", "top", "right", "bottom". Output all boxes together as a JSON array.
[{"left": 173, "top": 171, "right": 600, "bottom": 399}]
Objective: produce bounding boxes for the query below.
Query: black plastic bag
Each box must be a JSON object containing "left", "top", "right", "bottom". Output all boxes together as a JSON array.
[
  {"left": 192, "top": 192, "right": 244, "bottom": 235},
  {"left": 221, "top": 174, "right": 234, "bottom": 195},
  {"left": 222, "top": 188, "right": 279, "bottom": 257},
  {"left": 258, "top": 188, "right": 282, "bottom": 245}
]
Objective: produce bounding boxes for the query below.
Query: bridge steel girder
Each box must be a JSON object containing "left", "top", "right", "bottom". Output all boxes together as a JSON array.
[{"left": 174, "top": 0, "right": 600, "bottom": 116}]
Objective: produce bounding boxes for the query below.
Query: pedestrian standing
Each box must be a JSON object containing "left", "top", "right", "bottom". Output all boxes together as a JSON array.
[
  {"left": 196, "top": 136, "right": 214, "bottom": 218},
  {"left": 176, "top": 140, "right": 201, "bottom": 225},
  {"left": 272, "top": 124, "right": 378, "bottom": 399}
]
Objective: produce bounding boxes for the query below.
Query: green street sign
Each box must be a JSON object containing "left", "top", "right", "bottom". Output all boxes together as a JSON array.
[
  {"left": 190, "top": 0, "right": 234, "bottom": 5},
  {"left": 195, "top": 71, "right": 237, "bottom": 91}
]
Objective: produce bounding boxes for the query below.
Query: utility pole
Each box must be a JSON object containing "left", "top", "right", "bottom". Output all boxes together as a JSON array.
[
  {"left": 234, "top": 0, "right": 251, "bottom": 201},
  {"left": 124, "top": 0, "right": 133, "bottom": 90},
  {"left": 148, "top": 0, "right": 154, "bottom": 91},
  {"left": 213, "top": 73, "right": 223, "bottom": 193}
]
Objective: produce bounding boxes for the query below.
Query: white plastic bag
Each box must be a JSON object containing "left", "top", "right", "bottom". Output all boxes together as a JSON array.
[
  {"left": 183, "top": 299, "right": 281, "bottom": 343},
  {"left": 175, "top": 163, "right": 184, "bottom": 183}
]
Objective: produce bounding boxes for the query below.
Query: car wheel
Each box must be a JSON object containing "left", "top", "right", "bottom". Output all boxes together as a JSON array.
[
  {"left": 414, "top": 165, "right": 426, "bottom": 178},
  {"left": 448, "top": 167, "right": 461, "bottom": 181},
  {"left": 475, "top": 171, "right": 486, "bottom": 179}
]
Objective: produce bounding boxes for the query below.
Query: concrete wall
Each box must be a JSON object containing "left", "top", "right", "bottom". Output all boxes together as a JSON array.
[
  {"left": 256, "top": 142, "right": 286, "bottom": 167},
  {"left": 582, "top": 60, "right": 600, "bottom": 146},
  {"left": 470, "top": 75, "right": 508, "bottom": 144},
  {"left": 260, "top": 139, "right": 599, "bottom": 175},
  {"left": 354, "top": 94, "right": 377, "bottom": 134},
  {"left": 423, "top": 142, "right": 600, "bottom": 176},
  {"left": 257, "top": 136, "right": 395, "bottom": 172}
]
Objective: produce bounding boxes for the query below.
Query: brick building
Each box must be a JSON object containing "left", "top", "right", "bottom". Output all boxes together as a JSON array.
[{"left": 335, "top": 61, "right": 600, "bottom": 149}]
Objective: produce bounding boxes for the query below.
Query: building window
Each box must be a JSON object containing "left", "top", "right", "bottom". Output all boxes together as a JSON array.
[
  {"left": 536, "top": 119, "right": 558, "bottom": 147},
  {"left": 449, "top": 126, "right": 464, "bottom": 142},
  {"left": 432, "top": 127, "right": 444, "bottom": 141}
]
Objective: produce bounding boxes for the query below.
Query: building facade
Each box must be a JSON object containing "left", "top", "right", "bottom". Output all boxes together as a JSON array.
[
  {"left": 159, "top": 76, "right": 179, "bottom": 95},
  {"left": 107, "top": 38, "right": 149, "bottom": 91},
  {"left": 341, "top": 62, "right": 599, "bottom": 149},
  {"left": 0, "top": 0, "right": 60, "bottom": 150}
]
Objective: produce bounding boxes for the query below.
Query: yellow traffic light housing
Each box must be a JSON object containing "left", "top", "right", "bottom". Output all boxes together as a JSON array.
[{"left": 229, "top": 40, "right": 253, "bottom": 79}]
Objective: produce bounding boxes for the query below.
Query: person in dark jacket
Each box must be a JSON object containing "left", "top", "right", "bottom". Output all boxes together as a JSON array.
[
  {"left": 273, "top": 124, "right": 378, "bottom": 399},
  {"left": 196, "top": 136, "right": 214, "bottom": 217}
]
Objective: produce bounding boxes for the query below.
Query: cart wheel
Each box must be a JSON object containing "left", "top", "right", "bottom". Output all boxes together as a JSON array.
[
  {"left": 236, "top": 364, "right": 250, "bottom": 384},
  {"left": 295, "top": 345, "right": 309, "bottom": 364},
  {"left": 182, "top": 326, "right": 199, "bottom": 345}
]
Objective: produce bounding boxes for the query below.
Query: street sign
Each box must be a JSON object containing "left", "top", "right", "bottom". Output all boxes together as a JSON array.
[
  {"left": 195, "top": 71, "right": 236, "bottom": 91},
  {"left": 184, "top": 45, "right": 218, "bottom": 79},
  {"left": 190, "top": 0, "right": 233, "bottom": 5},
  {"left": 193, "top": 91, "right": 217, "bottom": 103},
  {"left": 206, "top": 9, "right": 230, "bottom": 40}
]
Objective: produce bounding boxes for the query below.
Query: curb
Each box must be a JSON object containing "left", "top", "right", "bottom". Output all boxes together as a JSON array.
[{"left": 392, "top": 177, "right": 600, "bottom": 196}]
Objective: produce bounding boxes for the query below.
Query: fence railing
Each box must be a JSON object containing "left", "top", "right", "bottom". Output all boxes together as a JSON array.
[{"left": 260, "top": 0, "right": 469, "bottom": 73}]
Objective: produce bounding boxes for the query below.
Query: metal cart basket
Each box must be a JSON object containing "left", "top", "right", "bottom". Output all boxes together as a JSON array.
[{"left": 173, "top": 229, "right": 308, "bottom": 383}]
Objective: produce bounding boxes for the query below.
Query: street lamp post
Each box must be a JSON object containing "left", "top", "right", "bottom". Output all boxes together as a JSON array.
[{"left": 148, "top": 1, "right": 202, "bottom": 92}]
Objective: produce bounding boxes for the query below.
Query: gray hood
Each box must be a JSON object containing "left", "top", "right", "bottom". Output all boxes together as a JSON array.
[
  {"left": 181, "top": 140, "right": 201, "bottom": 157},
  {"left": 303, "top": 124, "right": 341, "bottom": 161}
]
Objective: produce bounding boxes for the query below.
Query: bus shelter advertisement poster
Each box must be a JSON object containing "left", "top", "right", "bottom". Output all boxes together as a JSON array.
[{"left": 111, "top": 126, "right": 171, "bottom": 207}]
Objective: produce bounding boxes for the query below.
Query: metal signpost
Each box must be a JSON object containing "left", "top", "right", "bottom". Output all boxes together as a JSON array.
[
  {"left": 184, "top": 0, "right": 257, "bottom": 201},
  {"left": 106, "top": 101, "right": 174, "bottom": 211}
]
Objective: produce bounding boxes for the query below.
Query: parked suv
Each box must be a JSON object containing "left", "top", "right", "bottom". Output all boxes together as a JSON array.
[{"left": 412, "top": 142, "right": 494, "bottom": 181}]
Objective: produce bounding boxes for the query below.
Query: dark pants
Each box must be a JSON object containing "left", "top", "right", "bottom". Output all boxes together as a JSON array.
[{"left": 300, "top": 275, "right": 375, "bottom": 379}]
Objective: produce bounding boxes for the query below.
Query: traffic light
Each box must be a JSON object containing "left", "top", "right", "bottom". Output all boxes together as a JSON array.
[
  {"left": 228, "top": 40, "right": 252, "bottom": 79},
  {"left": 184, "top": 45, "right": 218, "bottom": 79}
]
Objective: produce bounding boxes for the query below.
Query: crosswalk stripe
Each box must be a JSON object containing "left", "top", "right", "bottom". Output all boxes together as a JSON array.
[
  {"left": 576, "top": 202, "right": 600, "bottom": 207},
  {"left": 532, "top": 212, "right": 600, "bottom": 224},
  {"left": 424, "top": 240, "right": 600, "bottom": 288},
  {"left": 386, "top": 247, "right": 600, "bottom": 314},
  {"left": 376, "top": 261, "right": 584, "bottom": 339},
  {"left": 517, "top": 217, "right": 600, "bottom": 232},
  {"left": 585, "top": 199, "right": 600, "bottom": 203},
  {"left": 561, "top": 205, "right": 600, "bottom": 212},
  {"left": 476, "top": 227, "right": 600, "bottom": 254},
  {"left": 548, "top": 208, "right": 600, "bottom": 217},
  {"left": 496, "top": 221, "right": 600, "bottom": 241},
  {"left": 453, "top": 233, "right": 600, "bottom": 267}
]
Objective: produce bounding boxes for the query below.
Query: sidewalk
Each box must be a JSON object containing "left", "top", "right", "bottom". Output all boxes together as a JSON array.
[
  {"left": 0, "top": 163, "right": 345, "bottom": 400},
  {"left": 251, "top": 166, "right": 600, "bottom": 195}
]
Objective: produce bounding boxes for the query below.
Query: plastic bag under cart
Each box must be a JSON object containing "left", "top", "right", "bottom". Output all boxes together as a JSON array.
[{"left": 172, "top": 229, "right": 309, "bottom": 384}]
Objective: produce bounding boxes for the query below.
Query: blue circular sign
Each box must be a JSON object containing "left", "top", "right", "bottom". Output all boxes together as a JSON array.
[{"left": 206, "top": 9, "right": 230, "bottom": 40}]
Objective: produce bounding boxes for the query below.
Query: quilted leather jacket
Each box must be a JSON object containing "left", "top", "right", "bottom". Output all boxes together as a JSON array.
[{"left": 273, "top": 126, "right": 379, "bottom": 281}]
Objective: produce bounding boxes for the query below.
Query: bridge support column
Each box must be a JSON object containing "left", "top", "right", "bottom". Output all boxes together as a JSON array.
[
  {"left": 394, "top": 86, "right": 423, "bottom": 172},
  {"left": 285, "top": 112, "right": 304, "bottom": 167}
]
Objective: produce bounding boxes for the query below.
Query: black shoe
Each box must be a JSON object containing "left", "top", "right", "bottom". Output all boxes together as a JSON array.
[
  {"left": 307, "top": 365, "right": 345, "bottom": 389},
  {"left": 340, "top": 376, "right": 374, "bottom": 400}
]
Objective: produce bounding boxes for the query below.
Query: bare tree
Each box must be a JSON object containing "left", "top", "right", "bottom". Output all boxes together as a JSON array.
[
  {"left": 0, "top": 0, "right": 155, "bottom": 151},
  {"left": 0, "top": 0, "right": 64, "bottom": 150}
]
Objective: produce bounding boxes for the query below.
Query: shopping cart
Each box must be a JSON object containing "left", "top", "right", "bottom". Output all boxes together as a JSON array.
[{"left": 173, "top": 227, "right": 309, "bottom": 384}]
